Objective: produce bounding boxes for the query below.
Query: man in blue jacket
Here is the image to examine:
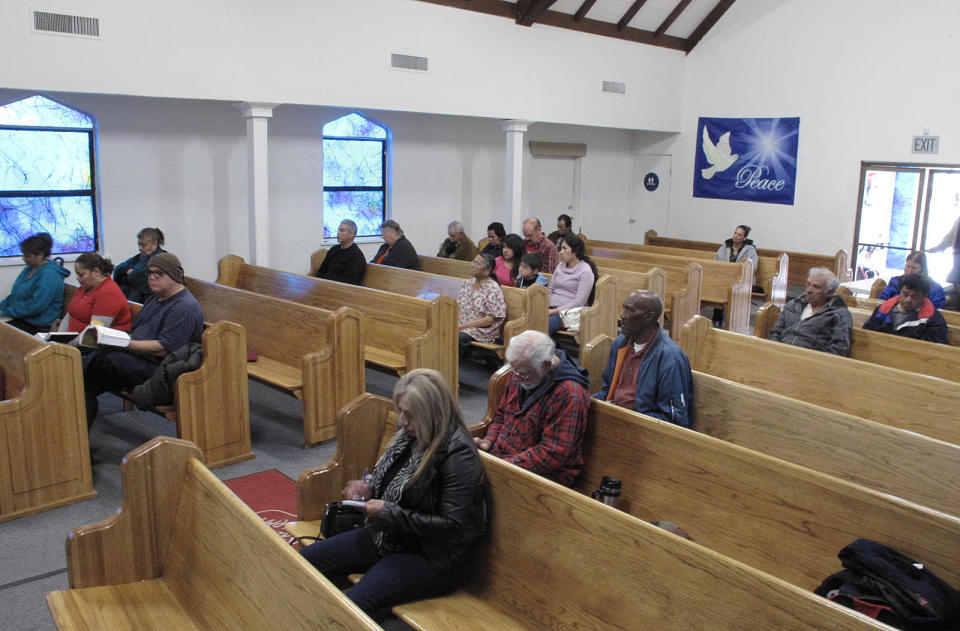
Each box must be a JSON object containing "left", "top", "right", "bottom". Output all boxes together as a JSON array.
[
  {"left": 863, "top": 274, "right": 948, "bottom": 344},
  {"left": 593, "top": 290, "right": 694, "bottom": 428}
]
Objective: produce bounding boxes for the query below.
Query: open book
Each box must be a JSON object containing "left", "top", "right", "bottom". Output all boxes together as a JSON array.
[{"left": 37, "top": 325, "right": 130, "bottom": 348}]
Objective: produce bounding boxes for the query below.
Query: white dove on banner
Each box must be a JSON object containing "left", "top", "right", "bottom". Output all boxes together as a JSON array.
[{"left": 701, "top": 128, "right": 739, "bottom": 179}]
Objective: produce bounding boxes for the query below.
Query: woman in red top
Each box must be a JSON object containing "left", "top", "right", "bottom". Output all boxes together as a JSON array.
[{"left": 59, "top": 253, "right": 132, "bottom": 332}]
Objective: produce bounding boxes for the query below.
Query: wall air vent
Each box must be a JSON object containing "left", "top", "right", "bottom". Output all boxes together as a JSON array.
[
  {"left": 391, "top": 54, "right": 428, "bottom": 72},
  {"left": 602, "top": 81, "right": 626, "bottom": 95},
  {"left": 33, "top": 11, "right": 100, "bottom": 37}
]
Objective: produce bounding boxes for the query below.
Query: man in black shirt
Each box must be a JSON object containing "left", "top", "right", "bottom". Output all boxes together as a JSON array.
[{"left": 317, "top": 219, "right": 367, "bottom": 285}]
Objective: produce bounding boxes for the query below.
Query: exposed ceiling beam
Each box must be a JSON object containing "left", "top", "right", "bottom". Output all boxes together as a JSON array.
[
  {"left": 573, "top": 0, "right": 597, "bottom": 23},
  {"left": 414, "top": 0, "right": 687, "bottom": 52},
  {"left": 616, "top": 0, "right": 649, "bottom": 32},
  {"left": 517, "top": 0, "right": 559, "bottom": 26},
  {"left": 684, "top": 0, "right": 737, "bottom": 52},
  {"left": 655, "top": 0, "right": 693, "bottom": 37}
]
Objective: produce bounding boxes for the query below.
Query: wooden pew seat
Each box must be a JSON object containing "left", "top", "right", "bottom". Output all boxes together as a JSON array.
[
  {"left": 47, "top": 437, "right": 380, "bottom": 631},
  {"left": 291, "top": 395, "right": 889, "bottom": 631}
]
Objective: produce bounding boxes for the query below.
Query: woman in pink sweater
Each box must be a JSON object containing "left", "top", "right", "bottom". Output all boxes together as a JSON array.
[{"left": 547, "top": 235, "right": 597, "bottom": 335}]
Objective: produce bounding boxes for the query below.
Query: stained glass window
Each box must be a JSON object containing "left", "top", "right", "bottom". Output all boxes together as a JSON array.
[
  {"left": 0, "top": 95, "right": 97, "bottom": 257},
  {"left": 322, "top": 113, "right": 388, "bottom": 239}
]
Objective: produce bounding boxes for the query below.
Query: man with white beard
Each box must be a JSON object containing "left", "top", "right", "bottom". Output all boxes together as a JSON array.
[{"left": 474, "top": 330, "right": 590, "bottom": 487}]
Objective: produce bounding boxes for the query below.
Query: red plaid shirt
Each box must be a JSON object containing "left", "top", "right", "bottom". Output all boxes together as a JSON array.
[
  {"left": 485, "top": 373, "right": 589, "bottom": 486},
  {"left": 526, "top": 236, "right": 558, "bottom": 274}
]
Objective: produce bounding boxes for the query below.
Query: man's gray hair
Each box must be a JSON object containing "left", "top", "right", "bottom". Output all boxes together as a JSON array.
[
  {"left": 505, "top": 330, "right": 555, "bottom": 366},
  {"left": 339, "top": 219, "right": 358, "bottom": 236},
  {"left": 448, "top": 220, "right": 465, "bottom": 234},
  {"left": 808, "top": 267, "right": 840, "bottom": 294}
]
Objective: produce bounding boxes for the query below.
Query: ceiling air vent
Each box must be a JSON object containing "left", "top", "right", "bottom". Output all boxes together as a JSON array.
[
  {"left": 602, "top": 81, "right": 626, "bottom": 95},
  {"left": 33, "top": 11, "right": 100, "bottom": 37},
  {"left": 391, "top": 54, "right": 428, "bottom": 72}
]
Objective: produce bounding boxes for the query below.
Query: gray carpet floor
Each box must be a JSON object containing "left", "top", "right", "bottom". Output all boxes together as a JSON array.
[{"left": 0, "top": 359, "right": 498, "bottom": 631}]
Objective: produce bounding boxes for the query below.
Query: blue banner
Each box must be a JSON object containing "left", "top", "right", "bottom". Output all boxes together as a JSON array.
[{"left": 693, "top": 117, "right": 799, "bottom": 205}]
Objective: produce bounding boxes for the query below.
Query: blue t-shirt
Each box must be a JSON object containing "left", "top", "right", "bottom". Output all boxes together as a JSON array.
[{"left": 131, "top": 288, "right": 204, "bottom": 356}]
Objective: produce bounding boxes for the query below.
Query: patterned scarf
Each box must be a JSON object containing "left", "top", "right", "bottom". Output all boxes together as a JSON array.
[{"left": 367, "top": 431, "right": 424, "bottom": 554}]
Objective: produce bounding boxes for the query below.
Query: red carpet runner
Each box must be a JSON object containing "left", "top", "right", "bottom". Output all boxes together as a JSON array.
[{"left": 225, "top": 469, "right": 302, "bottom": 549}]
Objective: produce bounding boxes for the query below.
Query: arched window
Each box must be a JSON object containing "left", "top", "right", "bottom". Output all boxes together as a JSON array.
[
  {"left": 0, "top": 95, "right": 98, "bottom": 257},
  {"left": 322, "top": 112, "right": 389, "bottom": 239}
]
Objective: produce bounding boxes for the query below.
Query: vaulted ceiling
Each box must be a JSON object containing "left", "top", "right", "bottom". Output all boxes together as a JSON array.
[{"left": 417, "top": 0, "right": 736, "bottom": 52}]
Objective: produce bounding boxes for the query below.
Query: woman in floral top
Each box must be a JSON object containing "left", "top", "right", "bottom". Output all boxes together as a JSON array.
[{"left": 457, "top": 253, "right": 507, "bottom": 358}]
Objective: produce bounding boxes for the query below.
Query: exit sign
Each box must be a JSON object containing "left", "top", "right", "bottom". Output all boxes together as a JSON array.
[{"left": 912, "top": 135, "right": 940, "bottom": 154}]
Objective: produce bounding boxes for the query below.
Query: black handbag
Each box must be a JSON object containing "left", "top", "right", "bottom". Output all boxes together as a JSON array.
[{"left": 319, "top": 501, "right": 366, "bottom": 539}]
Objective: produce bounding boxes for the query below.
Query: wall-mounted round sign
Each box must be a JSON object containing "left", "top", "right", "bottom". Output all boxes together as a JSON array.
[{"left": 644, "top": 172, "right": 660, "bottom": 192}]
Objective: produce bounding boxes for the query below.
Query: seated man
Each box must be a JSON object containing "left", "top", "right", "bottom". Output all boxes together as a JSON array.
[
  {"left": 475, "top": 330, "right": 590, "bottom": 486},
  {"left": 457, "top": 253, "right": 506, "bottom": 358},
  {"left": 83, "top": 253, "right": 204, "bottom": 426},
  {"left": 371, "top": 220, "right": 420, "bottom": 270},
  {"left": 546, "top": 213, "right": 574, "bottom": 249},
  {"left": 522, "top": 217, "right": 557, "bottom": 273},
  {"left": 437, "top": 220, "right": 478, "bottom": 261},
  {"left": 768, "top": 267, "right": 852, "bottom": 356},
  {"left": 863, "top": 273, "right": 948, "bottom": 344},
  {"left": 593, "top": 290, "right": 693, "bottom": 428},
  {"left": 316, "top": 219, "right": 366, "bottom": 285}
]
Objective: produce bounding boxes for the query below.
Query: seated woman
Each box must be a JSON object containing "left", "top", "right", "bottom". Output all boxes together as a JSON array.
[
  {"left": 878, "top": 250, "right": 946, "bottom": 308},
  {"left": 0, "top": 232, "right": 70, "bottom": 334},
  {"left": 299, "top": 369, "right": 487, "bottom": 622},
  {"left": 547, "top": 235, "right": 597, "bottom": 335},
  {"left": 57, "top": 253, "right": 132, "bottom": 333},
  {"left": 457, "top": 253, "right": 506, "bottom": 359},
  {"left": 493, "top": 234, "right": 525, "bottom": 286},
  {"left": 713, "top": 224, "right": 759, "bottom": 325},
  {"left": 480, "top": 221, "right": 505, "bottom": 259},
  {"left": 114, "top": 227, "right": 166, "bottom": 302}
]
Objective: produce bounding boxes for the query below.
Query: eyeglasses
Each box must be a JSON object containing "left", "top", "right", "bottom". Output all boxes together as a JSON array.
[
  {"left": 508, "top": 364, "right": 536, "bottom": 381},
  {"left": 147, "top": 269, "right": 166, "bottom": 278}
]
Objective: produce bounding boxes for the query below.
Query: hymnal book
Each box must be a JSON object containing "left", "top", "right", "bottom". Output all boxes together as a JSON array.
[{"left": 37, "top": 325, "right": 130, "bottom": 348}]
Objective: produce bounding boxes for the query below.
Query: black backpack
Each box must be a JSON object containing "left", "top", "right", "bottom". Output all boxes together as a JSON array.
[{"left": 815, "top": 539, "right": 960, "bottom": 630}]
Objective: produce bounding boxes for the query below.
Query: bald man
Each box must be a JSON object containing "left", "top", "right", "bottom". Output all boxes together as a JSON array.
[
  {"left": 522, "top": 217, "right": 557, "bottom": 273},
  {"left": 593, "top": 290, "right": 693, "bottom": 428}
]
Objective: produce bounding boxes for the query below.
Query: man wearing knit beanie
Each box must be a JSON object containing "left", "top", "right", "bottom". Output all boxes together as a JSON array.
[{"left": 83, "top": 250, "right": 204, "bottom": 427}]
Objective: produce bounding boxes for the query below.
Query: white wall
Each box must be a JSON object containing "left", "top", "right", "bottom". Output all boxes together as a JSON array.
[
  {"left": 0, "top": 0, "right": 683, "bottom": 131},
  {"left": 668, "top": 0, "right": 960, "bottom": 255}
]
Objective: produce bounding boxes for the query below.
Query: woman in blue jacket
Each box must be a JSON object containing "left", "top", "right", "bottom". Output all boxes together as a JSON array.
[
  {"left": 113, "top": 227, "right": 166, "bottom": 302},
  {"left": 878, "top": 251, "right": 946, "bottom": 308},
  {"left": 0, "top": 233, "right": 70, "bottom": 334}
]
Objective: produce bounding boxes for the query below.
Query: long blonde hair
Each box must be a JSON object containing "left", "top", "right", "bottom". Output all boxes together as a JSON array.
[{"left": 392, "top": 369, "right": 468, "bottom": 481}]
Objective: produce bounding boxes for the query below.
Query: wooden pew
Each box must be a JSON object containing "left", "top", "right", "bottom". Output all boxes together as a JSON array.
[
  {"left": 644, "top": 228, "right": 853, "bottom": 285},
  {"left": 679, "top": 314, "right": 960, "bottom": 446},
  {"left": 847, "top": 305, "right": 960, "bottom": 346},
  {"left": 185, "top": 277, "right": 365, "bottom": 446},
  {"left": 579, "top": 334, "right": 960, "bottom": 518},
  {"left": 474, "top": 369, "right": 960, "bottom": 592},
  {"left": 587, "top": 245, "right": 753, "bottom": 334},
  {"left": 62, "top": 284, "right": 253, "bottom": 469},
  {"left": 291, "top": 395, "right": 890, "bottom": 630},
  {"left": 590, "top": 238, "right": 789, "bottom": 308},
  {"left": 47, "top": 436, "right": 381, "bottom": 631},
  {"left": 219, "top": 255, "right": 458, "bottom": 397},
  {"left": 0, "top": 322, "right": 95, "bottom": 522},
  {"left": 754, "top": 302, "right": 960, "bottom": 383},
  {"left": 312, "top": 249, "right": 548, "bottom": 359}
]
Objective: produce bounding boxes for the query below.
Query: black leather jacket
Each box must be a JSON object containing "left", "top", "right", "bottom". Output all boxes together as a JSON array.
[{"left": 371, "top": 424, "right": 487, "bottom": 572}]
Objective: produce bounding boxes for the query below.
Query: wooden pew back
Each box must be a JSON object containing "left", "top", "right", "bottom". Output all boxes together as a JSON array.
[
  {"left": 591, "top": 239, "right": 788, "bottom": 306},
  {"left": 680, "top": 314, "right": 960, "bottom": 445},
  {"left": 418, "top": 254, "right": 472, "bottom": 278},
  {"left": 0, "top": 323, "right": 94, "bottom": 523},
  {"left": 185, "top": 276, "right": 364, "bottom": 445},
  {"left": 297, "top": 396, "right": 889, "bottom": 630},
  {"left": 755, "top": 302, "right": 960, "bottom": 383},
  {"left": 49, "top": 437, "right": 380, "bottom": 630},
  {"left": 573, "top": 398, "right": 960, "bottom": 590},
  {"left": 644, "top": 228, "right": 853, "bottom": 284},
  {"left": 222, "top": 256, "right": 458, "bottom": 396}
]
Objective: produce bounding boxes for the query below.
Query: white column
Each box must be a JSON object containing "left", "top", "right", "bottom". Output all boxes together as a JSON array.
[
  {"left": 235, "top": 103, "right": 278, "bottom": 266},
  {"left": 502, "top": 120, "right": 529, "bottom": 234}
]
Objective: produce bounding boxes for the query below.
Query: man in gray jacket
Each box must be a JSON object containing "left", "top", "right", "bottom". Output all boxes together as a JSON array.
[{"left": 768, "top": 267, "right": 852, "bottom": 356}]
